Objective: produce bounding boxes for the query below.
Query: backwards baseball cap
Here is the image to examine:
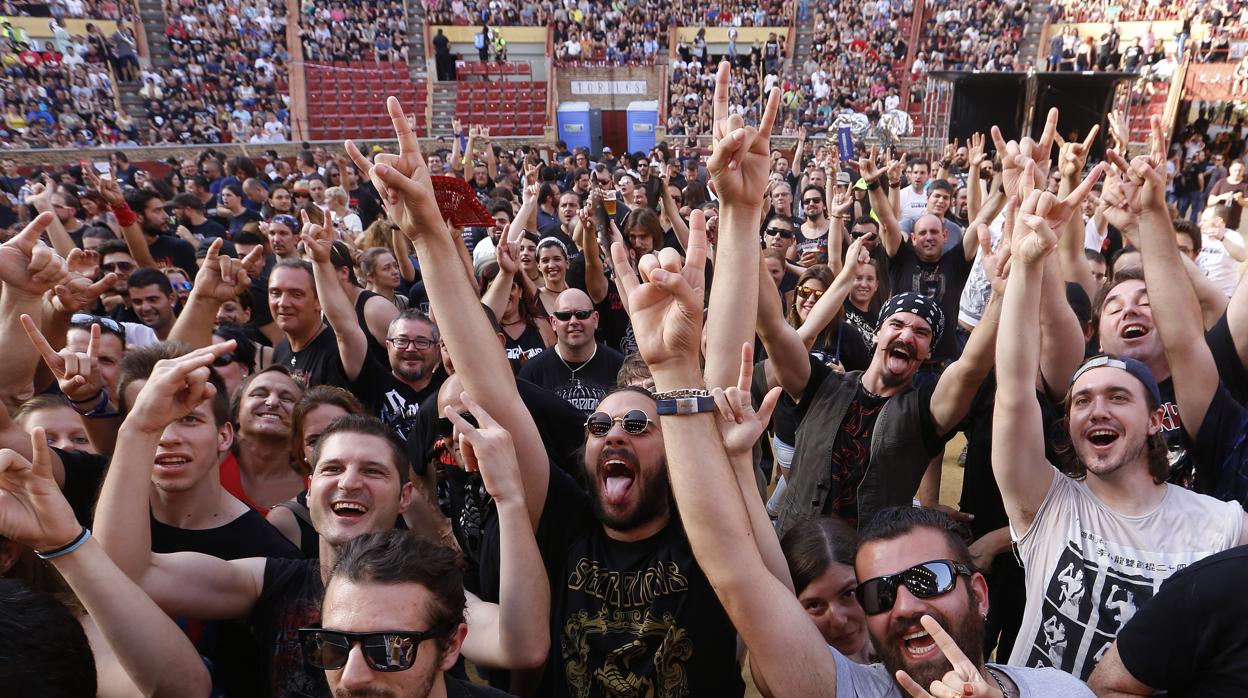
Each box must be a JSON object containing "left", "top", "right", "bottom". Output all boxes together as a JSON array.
[
  {"left": 270, "top": 213, "right": 299, "bottom": 230},
  {"left": 876, "top": 292, "right": 945, "bottom": 347},
  {"left": 1071, "top": 354, "right": 1162, "bottom": 406}
]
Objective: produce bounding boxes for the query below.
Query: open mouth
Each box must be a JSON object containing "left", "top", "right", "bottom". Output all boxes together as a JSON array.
[
  {"left": 599, "top": 453, "right": 637, "bottom": 506},
  {"left": 154, "top": 454, "right": 192, "bottom": 472},
  {"left": 1086, "top": 428, "right": 1120, "bottom": 447},
  {"left": 901, "top": 629, "right": 938, "bottom": 659},
  {"left": 1121, "top": 323, "right": 1149, "bottom": 340},
  {"left": 886, "top": 342, "right": 914, "bottom": 362},
  {"left": 331, "top": 501, "right": 368, "bottom": 519}
]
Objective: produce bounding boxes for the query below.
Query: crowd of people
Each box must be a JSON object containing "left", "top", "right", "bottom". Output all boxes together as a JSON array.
[
  {"left": 425, "top": 0, "right": 789, "bottom": 29},
  {"left": 1052, "top": 1, "right": 1229, "bottom": 25},
  {"left": 793, "top": 0, "right": 908, "bottom": 131},
  {"left": 3, "top": 0, "right": 136, "bottom": 21},
  {"left": 0, "top": 21, "right": 139, "bottom": 147},
  {"left": 154, "top": 0, "right": 290, "bottom": 145},
  {"left": 915, "top": 0, "right": 1029, "bottom": 73},
  {"left": 299, "top": 0, "right": 409, "bottom": 64},
  {"left": 4, "top": 56, "right": 1248, "bottom": 698},
  {"left": 666, "top": 34, "right": 786, "bottom": 136}
]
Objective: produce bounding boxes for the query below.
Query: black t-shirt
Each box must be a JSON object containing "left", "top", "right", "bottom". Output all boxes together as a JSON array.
[
  {"left": 225, "top": 208, "right": 262, "bottom": 236},
  {"left": 354, "top": 289, "right": 392, "bottom": 370},
  {"left": 503, "top": 322, "right": 547, "bottom": 374},
  {"left": 353, "top": 354, "right": 443, "bottom": 442},
  {"left": 152, "top": 509, "right": 301, "bottom": 698},
  {"left": 251, "top": 558, "right": 327, "bottom": 698},
  {"left": 446, "top": 675, "right": 515, "bottom": 697},
  {"left": 517, "top": 344, "right": 625, "bottom": 414},
  {"left": 147, "top": 233, "right": 199, "bottom": 274},
  {"left": 522, "top": 466, "right": 745, "bottom": 697},
  {"left": 567, "top": 254, "right": 634, "bottom": 354},
  {"left": 188, "top": 218, "right": 228, "bottom": 241},
  {"left": 249, "top": 255, "right": 276, "bottom": 331},
  {"left": 1116, "top": 546, "right": 1248, "bottom": 697},
  {"left": 844, "top": 301, "right": 879, "bottom": 351},
  {"left": 54, "top": 447, "right": 108, "bottom": 527},
  {"left": 888, "top": 241, "right": 973, "bottom": 361},
  {"left": 272, "top": 324, "right": 352, "bottom": 390}
]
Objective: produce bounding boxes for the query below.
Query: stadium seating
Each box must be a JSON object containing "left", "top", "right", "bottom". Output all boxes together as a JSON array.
[{"left": 306, "top": 62, "right": 428, "bottom": 140}]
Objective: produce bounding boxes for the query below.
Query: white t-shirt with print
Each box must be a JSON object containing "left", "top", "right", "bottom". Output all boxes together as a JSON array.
[
  {"left": 1008, "top": 472, "right": 1242, "bottom": 680},
  {"left": 1197, "top": 229, "right": 1245, "bottom": 297}
]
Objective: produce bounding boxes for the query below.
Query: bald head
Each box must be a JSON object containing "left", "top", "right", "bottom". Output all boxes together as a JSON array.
[
  {"left": 556, "top": 288, "right": 594, "bottom": 312},
  {"left": 552, "top": 288, "right": 598, "bottom": 355}
]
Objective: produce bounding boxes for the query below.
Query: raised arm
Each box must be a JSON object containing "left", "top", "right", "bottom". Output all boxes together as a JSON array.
[
  {"left": 755, "top": 258, "right": 811, "bottom": 399},
  {"left": 961, "top": 184, "right": 1007, "bottom": 262},
  {"left": 447, "top": 395, "right": 549, "bottom": 671},
  {"left": 348, "top": 98, "right": 549, "bottom": 527},
  {"left": 861, "top": 151, "right": 903, "bottom": 257},
  {"left": 966, "top": 133, "right": 986, "bottom": 220},
  {"left": 613, "top": 219, "right": 838, "bottom": 696},
  {"left": 932, "top": 223, "right": 1003, "bottom": 434},
  {"left": 93, "top": 342, "right": 265, "bottom": 620},
  {"left": 87, "top": 168, "right": 158, "bottom": 269},
  {"left": 577, "top": 201, "right": 608, "bottom": 304},
  {"left": 992, "top": 191, "right": 1060, "bottom": 535},
  {"left": 23, "top": 177, "right": 76, "bottom": 258},
  {"left": 0, "top": 213, "right": 70, "bottom": 410},
  {"left": 797, "top": 234, "right": 871, "bottom": 350},
  {"left": 659, "top": 174, "right": 691, "bottom": 251},
  {"left": 302, "top": 210, "right": 368, "bottom": 381},
  {"left": 704, "top": 60, "right": 776, "bottom": 390},
  {"left": 1056, "top": 128, "right": 1101, "bottom": 299},
  {"left": 168, "top": 238, "right": 261, "bottom": 348},
  {"left": 1111, "top": 145, "right": 1218, "bottom": 439},
  {"left": 0, "top": 430, "right": 211, "bottom": 698}
]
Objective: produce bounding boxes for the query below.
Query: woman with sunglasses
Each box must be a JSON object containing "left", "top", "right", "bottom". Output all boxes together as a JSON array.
[{"left": 266, "top": 386, "right": 364, "bottom": 558}]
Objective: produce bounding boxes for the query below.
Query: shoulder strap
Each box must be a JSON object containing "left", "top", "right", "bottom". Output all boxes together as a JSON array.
[{"left": 273, "top": 498, "right": 313, "bottom": 527}]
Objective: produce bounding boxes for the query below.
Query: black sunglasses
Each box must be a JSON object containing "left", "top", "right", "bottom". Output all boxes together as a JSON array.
[
  {"left": 102, "top": 260, "right": 136, "bottom": 273},
  {"left": 584, "top": 409, "right": 655, "bottom": 437},
  {"left": 212, "top": 352, "right": 239, "bottom": 367},
  {"left": 70, "top": 313, "right": 126, "bottom": 341},
  {"left": 436, "top": 411, "right": 478, "bottom": 438},
  {"left": 298, "top": 628, "right": 431, "bottom": 672},
  {"left": 553, "top": 309, "right": 594, "bottom": 321},
  {"left": 856, "top": 560, "right": 972, "bottom": 615},
  {"left": 802, "top": 198, "right": 823, "bottom": 205},
  {"left": 765, "top": 227, "right": 795, "bottom": 239}
]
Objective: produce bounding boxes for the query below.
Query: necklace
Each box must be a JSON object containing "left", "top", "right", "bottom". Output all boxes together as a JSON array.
[
  {"left": 985, "top": 666, "right": 1017, "bottom": 698},
  {"left": 556, "top": 343, "right": 597, "bottom": 381}
]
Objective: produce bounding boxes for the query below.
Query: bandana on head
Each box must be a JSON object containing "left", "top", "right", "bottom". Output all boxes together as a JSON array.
[{"left": 876, "top": 292, "right": 945, "bottom": 347}]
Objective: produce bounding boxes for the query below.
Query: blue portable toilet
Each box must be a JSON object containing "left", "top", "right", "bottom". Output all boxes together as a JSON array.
[
  {"left": 626, "top": 100, "right": 658, "bottom": 154},
  {"left": 557, "top": 101, "right": 592, "bottom": 152}
]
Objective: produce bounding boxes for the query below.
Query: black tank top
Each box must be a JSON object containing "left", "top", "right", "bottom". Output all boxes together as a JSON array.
[
  {"left": 504, "top": 322, "right": 546, "bottom": 374},
  {"left": 355, "top": 289, "right": 391, "bottom": 369}
]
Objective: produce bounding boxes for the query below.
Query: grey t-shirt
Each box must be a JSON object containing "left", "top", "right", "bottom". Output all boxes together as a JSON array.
[{"left": 833, "top": 651, "right": 1092, "bottom": 697}]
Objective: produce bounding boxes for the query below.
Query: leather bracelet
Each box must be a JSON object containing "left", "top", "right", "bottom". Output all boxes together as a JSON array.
[
  {"left": 68, "top": 388, "right": 111, "bottom": 417},
  {"left": 35, "top": 527, "right": 91, "bottom": 560}
]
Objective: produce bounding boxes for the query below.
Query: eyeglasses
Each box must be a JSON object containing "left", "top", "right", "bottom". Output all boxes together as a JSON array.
[
  {"left": 802, "top": 198, "right": 823, "bottom": 205},
  {"left": 298, "top": 628, "right": 431, "bottom": 673},
  {"left": 436, "top": 411, "right": 477, "bottom": 438},
  {"left": 553, "top": 309, "right": 594, "bottom": 321},
  {"left": 171, "top": 281, "right": 193, "bottom": 291},
  {"left": 856, "top": 560, "right": 972, "bottom": 615},
  {"left": 387, "top": 336, "right": 436, "bottom": 351},
  {"left": 70, "top": 313, "right": 126, "bottom": 341},
  {"left": 765, "top": 227, "right": 795, "bottom": 239},
  {"left": 584, "top": 409, "right": 656, "bottom": 437},
  {"left": 102, "top": 261, "right": 136, "bottom": 273},
  {"left": 796, "top": 286, "right": 826, "bottom": 300}
]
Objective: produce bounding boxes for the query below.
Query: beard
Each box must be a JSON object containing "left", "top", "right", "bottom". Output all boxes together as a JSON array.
[
  {"left": 587, "top": 455, "right": 671, "bottom": 533},
  {"left": 394, "top": 361, "right": 426, "bottom": 383},
  {"left": 1077, "top": 431, "right": 1149, "bottom": 479},
  {"left": 877, "top": 591, "right": 985, "bottom": 691},
  {"left": 332, "top": 667, "right": 436, "bottom": 698}
]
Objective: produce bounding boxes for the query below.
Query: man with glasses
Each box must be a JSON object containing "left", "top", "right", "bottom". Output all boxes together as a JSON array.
[
  {"left": 518, "top": 288, "right": 623, "bottom": 414},
  {"left": 308, "top": 530, "right": 513, "bottom": 698},
  {"left": 354, "top": 309, "right": 445, "bottom": 441},
  {"left": 797, "top": 184, "right": 832, "bottom": 268},
  {"left": 98, "top": 239, "right": 143, "bottom": 323},
  {"left": 50, "top": 189, "right": 85, "bottom": 247}
]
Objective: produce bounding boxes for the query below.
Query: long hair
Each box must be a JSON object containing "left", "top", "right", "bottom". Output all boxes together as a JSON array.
[
  {"left": 787, "top": 264, "right": 845, "bottom": 350},
  {"left": 1054, "top": 377, "right": 1171, "bottom": 485}
]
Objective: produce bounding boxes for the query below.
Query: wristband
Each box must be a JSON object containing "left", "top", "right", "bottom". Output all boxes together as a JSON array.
[
  {"left": 68, "top": 388, "right": 111, "bottom": 417},
  {"left": 66, "top": 388, "right": 103, "bottom": 405},
  {"left": 111, "top": 203, "right": 137, "bottom": 227},
  {"left": 866, "top": 179, "right": 880, "bottom": 191},
  {"left": 35, "top": 527, "right": 91, "bottom": 560},
  {"left": 653, "top": 389, "right": 715, "bottom": 416}
]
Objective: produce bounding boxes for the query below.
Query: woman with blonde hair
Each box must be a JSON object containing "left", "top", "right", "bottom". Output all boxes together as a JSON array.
[
  {"left": 324, "top": 186, "right": 362, "bottom": 240},
  {"left": 359, "top": 246, "right": 409, "bottom": 310}
]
